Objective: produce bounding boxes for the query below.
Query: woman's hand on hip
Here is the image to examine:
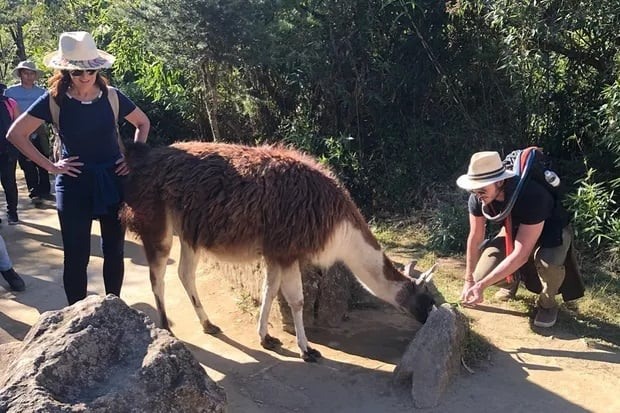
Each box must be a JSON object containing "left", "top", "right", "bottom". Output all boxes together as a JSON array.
[
  {"left": 115, "top": 156, "right": 129, "bottom": 176},
  {"left": 52, "top": 156, "right": 83, "bottom": 177}
]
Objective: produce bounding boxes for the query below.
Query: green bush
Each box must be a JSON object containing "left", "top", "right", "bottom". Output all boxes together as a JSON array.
[
  {"left": 566, "top": 168, "right": 620, "bottom": 265},
  {"left": 427, "top": 196, "right": 470, "bottom": 255}
]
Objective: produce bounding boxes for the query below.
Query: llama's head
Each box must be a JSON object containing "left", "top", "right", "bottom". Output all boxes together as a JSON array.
[{"left": 396, "top": 262, "right": 437, "bottom": 324}]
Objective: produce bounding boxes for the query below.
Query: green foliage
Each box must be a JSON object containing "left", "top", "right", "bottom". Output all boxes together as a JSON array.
[
  {"left": 567, "top": 168, "right": 620, "bottom": 262},
  {"left": 600, "top": 80, "right": 620, "bottom": 164},
  {"left": 1, "top": 0, "right": 619, "bottom": 257},
  {"left": 426, "top": 198, "right": 469, "bottom": 254}
]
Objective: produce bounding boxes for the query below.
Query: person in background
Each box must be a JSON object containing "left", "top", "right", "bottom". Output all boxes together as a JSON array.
[
  {"left": 5, "top": 60, "right": 52, "bottom": 206},
  {"left": 0, "top": 83, "right": 21, "bottom": 225},
  {"left": 7, "top": 31, "right": 150, "bottom": 305},
  {"left": 0, "top": 234, "right": 25, "bottom": 291},
  {"left": 457, "top": 151, "right": 584, "bottom": 328}
]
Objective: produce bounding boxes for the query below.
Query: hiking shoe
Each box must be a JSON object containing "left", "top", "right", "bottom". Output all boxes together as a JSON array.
[
  {"left": 31, "top": 196, "right": 43, "bottom": 206},
  {"left": 494, "top": 281, "right": 519, "bottom": 301},
  {"left": 41, "top": 193, "right": 55, "bottom": 202},
  {"left": 1, "top": 268, "right": 25, "bottom": 291},
  {"left": 534, "top": 306, "right": 558, "bottom": 328},
  {"left": 7, "top": 213, "right": 19, "bottom": 225}
]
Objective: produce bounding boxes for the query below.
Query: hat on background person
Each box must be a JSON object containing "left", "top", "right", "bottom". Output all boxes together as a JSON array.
[
  {"left": 12, "top": 60, "right": 44, "bottom": 78},
  {"left": 42, "top": 31, "right": 115, "bottom": 71},
  {"left": 456, "top": 151, "right": 516, "bottom": 190}
]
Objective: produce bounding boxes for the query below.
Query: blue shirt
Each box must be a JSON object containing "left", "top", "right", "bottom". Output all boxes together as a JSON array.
[
  {"left": 4, "top": 84, "right": 46, "bottom": 112},
  {"left": 28, "top": 88, "right": 137, "bottom": 216},
  {"left": 28, "top": 88, "right": 136, "bottom": 163}
]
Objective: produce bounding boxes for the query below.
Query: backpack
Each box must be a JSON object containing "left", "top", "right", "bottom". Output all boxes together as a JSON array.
[
  {"left": 503, "top": 146, "right": 564, "bottom": 198},
  {"left": 0, "top": 96, "right": 18, "bottom": 155},
  {"left": 48, "top": 86, "right": 121, "bottom": 161},
  {"left": 482, "top": 146, "right": 564, "bottom": 223}
]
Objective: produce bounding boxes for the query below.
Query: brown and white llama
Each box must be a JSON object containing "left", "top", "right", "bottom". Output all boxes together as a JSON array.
[{"left": 121, "top": 141, "right": 436, "bottom": 362}]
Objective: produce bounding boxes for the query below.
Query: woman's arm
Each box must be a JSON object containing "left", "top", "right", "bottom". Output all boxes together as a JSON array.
[
  {"left": 124, "top": 107, "right": 150, "bottom": 143},
  {"left": 7, "top": 113, "right": 51, "bottom": 169},
  {"left": 7, "top": 113, "right": 83, "bottom": 177}
]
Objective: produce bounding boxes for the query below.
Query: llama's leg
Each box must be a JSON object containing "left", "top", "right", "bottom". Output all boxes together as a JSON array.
[
  {"left": 258, "top": 259, "right": 283, "bottom": 349},
  {"left": 178, "top": 239, "right": 220, "bottom": 334},
  {"left": 142, "top": 226, "right": 173, "bottom": 330},
  {"left": 280, "top": 261, "right": 322, "bottom": 362}
]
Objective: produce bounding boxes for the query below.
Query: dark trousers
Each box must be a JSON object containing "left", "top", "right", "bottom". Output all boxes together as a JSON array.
[
  {"left": 57, "top": 185, "right": 126, "bottom": 305},
  {"left": 18, "top": 135, "right": 51, "bottom": 198},
  {"left": 0, "top": 152, "right": 18, "bottom": 214}
]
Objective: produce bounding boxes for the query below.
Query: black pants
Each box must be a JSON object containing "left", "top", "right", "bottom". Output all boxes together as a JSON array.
[
  {"left": 0, "top": 152, "right": 18, "bottom": 214},
  {"left": 18, "top": 135, "right": 50, "bottom": 198},
  {"left": 56, "top": 172, "right": 126, "bottom": 304}
]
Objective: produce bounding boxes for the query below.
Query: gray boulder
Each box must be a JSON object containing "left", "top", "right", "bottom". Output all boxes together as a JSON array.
[
  {"left": 392, "top": 303, "right": 468, "bottom": 408},
  {"left": 0, "top": 295, "right": 226, "bottom": 413},
  {"left": 212, "top": 261, "right": 374, "bottom": 329}
]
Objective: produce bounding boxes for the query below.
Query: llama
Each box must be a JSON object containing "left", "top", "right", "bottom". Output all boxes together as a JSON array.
[{"left": 121, "top": 141, "right": 436, "bottom": 362}]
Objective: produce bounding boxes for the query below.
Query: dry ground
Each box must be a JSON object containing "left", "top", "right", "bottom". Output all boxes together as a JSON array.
[{"left": 1, "top": 173, "right": 619, "bottom": 412}]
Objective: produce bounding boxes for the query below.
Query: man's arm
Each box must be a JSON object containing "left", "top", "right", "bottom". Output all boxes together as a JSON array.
[
  {"left": 463, "top": 221, "right": 544, "bottom": 305},
  {"left": 460, "top": 213, "right": 486, "bottom": 301},
  {"left": 465, "top": 213, "right": 486, "bottom": 282},
  {"left": 478, "top": 222, "right": 543, "bottom": 288}
]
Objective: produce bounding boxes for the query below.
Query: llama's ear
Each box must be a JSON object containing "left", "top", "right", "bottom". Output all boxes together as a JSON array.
[
  {"left": 414, "top": 263, "right": 438, "bottom": 285},
  {"left": 404, "top": 260, "right": 419, "bottom": 278}
]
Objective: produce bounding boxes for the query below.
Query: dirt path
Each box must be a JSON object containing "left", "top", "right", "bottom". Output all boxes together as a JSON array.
[{"left": 1, "top": 175, "right": 619, "bottom": 412}]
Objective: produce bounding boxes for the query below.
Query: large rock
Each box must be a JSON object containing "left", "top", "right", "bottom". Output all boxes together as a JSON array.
[
  {"left": 392, "top": 303, "right": 468, "bottom": 408},
  {"left": 210, "top": 261, "right": 376, "bottom": 329},
  {"left": 0, "top": 295, "right": 226, "bottom": 413}
]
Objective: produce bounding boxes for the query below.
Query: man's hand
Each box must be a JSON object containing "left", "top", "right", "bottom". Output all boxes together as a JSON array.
[
  {"left": 460, "top": 279, "right": 475, "bottom": 302},
  {"left": 462, "top": 281, "right": 485, "bottom": 306}
]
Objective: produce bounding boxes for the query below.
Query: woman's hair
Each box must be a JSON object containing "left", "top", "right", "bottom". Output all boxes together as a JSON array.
[{"left": 48, "top": 70, "right": 110, "bottom": 104}]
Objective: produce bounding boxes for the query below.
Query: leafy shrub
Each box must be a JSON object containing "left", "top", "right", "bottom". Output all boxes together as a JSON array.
[
  {"left": 566, "top": 168, "right": 620, "bottom": 262},
  {"left": 427, "top": 199, "right": 470, "bottom": 255}
]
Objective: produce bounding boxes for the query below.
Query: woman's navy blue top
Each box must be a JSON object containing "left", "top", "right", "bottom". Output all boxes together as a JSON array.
[{"left": 28, "top": 88, "right": 136, "bottom": 216}]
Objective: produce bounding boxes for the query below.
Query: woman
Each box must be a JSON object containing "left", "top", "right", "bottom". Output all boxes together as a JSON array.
[{"left": 7, "top": 31, "right": 150, "bottom": 304}]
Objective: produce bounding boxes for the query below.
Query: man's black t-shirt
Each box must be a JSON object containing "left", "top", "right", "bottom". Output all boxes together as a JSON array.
[{"left": 468, "top": 177, "right": 570, "bottom": 248}]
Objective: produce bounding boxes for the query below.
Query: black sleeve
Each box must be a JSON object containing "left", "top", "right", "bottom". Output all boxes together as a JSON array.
[
  {"left": 468, "top": 193, "right": 483, "bottom": 216},
  {"left": 513, "top": 180, "right": 554, "bottom": 224}
]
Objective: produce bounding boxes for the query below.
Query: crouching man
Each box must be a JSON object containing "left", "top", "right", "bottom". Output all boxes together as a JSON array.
[{"left": 457, "top": 151, "right": 584, "bottom": 327}]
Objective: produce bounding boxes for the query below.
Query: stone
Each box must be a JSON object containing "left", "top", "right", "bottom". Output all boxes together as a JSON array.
[
  {"left": 0, "top": 295, "right": 226, "bottom": 413},
  {"left": 392, "top": 303, "right": 468, "bottom": 408},
  {"left": 211, "top": 261, "right": 372, "bottom": 329}
]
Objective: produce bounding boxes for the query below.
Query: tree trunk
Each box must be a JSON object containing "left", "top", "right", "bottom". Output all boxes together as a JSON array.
[
  {"left": 200, "top": 61, "right": 221, "bottom": 142},
  {"left": 9, "top": 24, "right": 27, "bottom": 61}
]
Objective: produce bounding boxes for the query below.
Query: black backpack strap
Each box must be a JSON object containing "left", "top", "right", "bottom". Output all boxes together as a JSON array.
[{"left": 481, "top": 149, "right": 537, "bottom": 223}]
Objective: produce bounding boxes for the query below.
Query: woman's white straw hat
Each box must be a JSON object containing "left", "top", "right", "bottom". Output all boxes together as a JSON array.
[
  {"left": 456, "top": 151, "right": 516, "bottom": 190},
  {"left": 43, "top": 31, "right": 115, "bottom": 71},
  {"left": 12, "top": 60, "right": 43, "bottom": 78}
]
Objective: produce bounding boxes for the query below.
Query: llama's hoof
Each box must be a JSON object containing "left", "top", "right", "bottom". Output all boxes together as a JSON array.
[
  {"left": 302, "top": 347, "right": 322, "bottom": 363},
  {"left": 203, "top": 322, "right": 222, "bottom": 335},
  {"left": 260, "top": 334, "right": 282, "bottom": 350}
]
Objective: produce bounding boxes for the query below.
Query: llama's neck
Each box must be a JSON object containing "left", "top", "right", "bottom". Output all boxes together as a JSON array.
[{"left": 312, "top": 220, "right": 407, "bottom": 307}]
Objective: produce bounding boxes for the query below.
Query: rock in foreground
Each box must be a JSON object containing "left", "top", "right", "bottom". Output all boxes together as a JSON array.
[
  {"left": 393, "top": 303, "right": 468, "bottom": 408},
  {"left": 0, "top": 295, "right": 226, "bottom": 413}
]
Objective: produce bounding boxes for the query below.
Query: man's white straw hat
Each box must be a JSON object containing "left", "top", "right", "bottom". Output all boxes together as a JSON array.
[{"left": 456, "top": 151, "right": 516, "bottom": 190}]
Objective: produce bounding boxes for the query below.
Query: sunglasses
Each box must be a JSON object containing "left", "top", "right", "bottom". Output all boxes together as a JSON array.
[
  {"left": 469, "top": 187, "right": 489, "bottom": 196},
  {"left": 69, "top": 69, "right": 98, "bottom": 77}
]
